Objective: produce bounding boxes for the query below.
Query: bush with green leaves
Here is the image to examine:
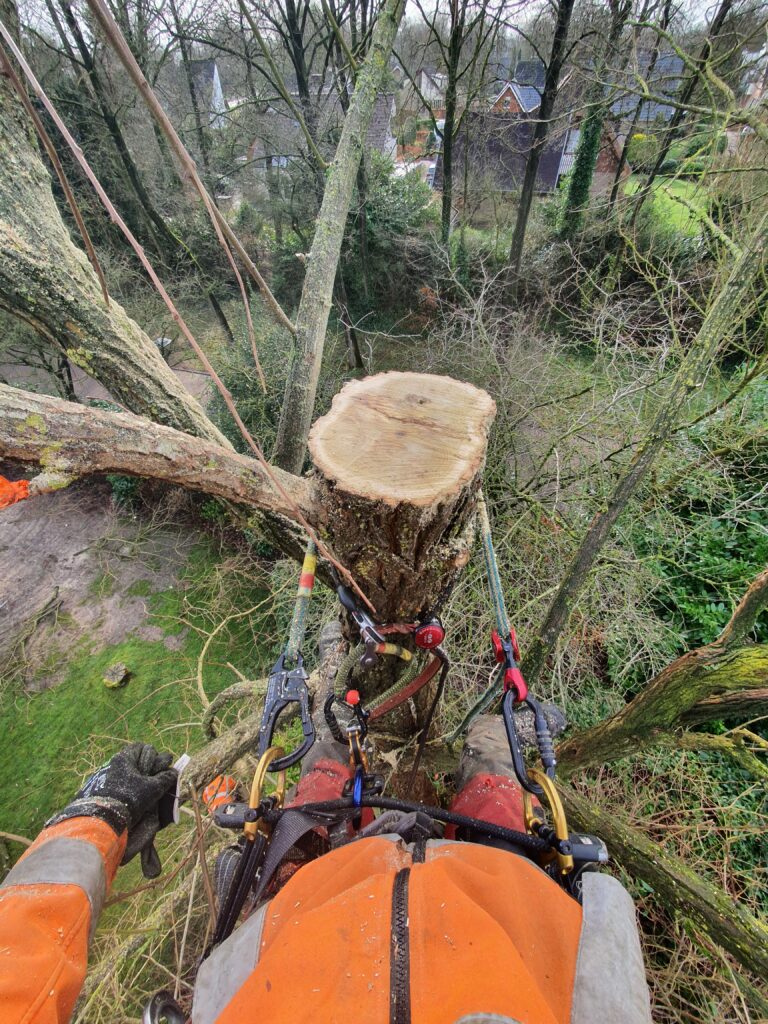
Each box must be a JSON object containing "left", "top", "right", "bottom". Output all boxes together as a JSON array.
[
  {"left": 340, "top": 153, "right": 438, "bottom": 313},
  {"left": 627, "top": 131, "right": 662, "bottom": 173}
]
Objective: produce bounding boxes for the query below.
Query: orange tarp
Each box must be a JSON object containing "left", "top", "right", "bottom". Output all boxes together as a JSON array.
[{"left": 0, "top": 475, "right": 30, "bottom": 509}]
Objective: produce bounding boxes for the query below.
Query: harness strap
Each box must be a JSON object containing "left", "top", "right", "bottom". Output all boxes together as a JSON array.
[{"left": 368, "top": 656, "right": 442, "bottom": 720}]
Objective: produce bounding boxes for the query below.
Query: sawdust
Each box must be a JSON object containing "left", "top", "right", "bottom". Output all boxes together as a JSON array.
[{"left": 0, "top": 470, "right": 197, "bottom": 690}]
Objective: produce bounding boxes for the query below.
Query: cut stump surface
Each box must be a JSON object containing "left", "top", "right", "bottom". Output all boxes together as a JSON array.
[{"left": 309, "top": 372, "right": 496, "bottom": 507}]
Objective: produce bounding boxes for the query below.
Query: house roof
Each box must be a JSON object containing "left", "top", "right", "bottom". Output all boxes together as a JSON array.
[
  {"left": 609, "top": 51, "right": 684, "bottom": 123},
  {"left": 514, "top": 59, "right": 546, "bottom": 92},
  {"left": 433, "top": 111, "right": 567, "bottom": 194},
  {"left": 492, "top": 81, "right": 541, "bottom": 113}
]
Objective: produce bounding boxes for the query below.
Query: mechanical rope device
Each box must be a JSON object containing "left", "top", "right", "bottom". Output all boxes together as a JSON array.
[{"left": 257, "top": 541, "right": 318, "bottom": 771}]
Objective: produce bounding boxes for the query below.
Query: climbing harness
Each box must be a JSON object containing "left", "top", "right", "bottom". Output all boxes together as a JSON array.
[
  {"left": 208, "top": 746, "right": 287, "bottom": 951},
  {"left": 257, "top": 541, "right": 317, "bottom": 770},
  {"left": 194, "top": 483, "right": 608, "bottom": 991}
]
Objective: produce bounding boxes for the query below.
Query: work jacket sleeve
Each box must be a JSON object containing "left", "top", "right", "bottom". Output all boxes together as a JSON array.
[{"left": 0, "top": 816, "right": 126, "bottom": 1024}]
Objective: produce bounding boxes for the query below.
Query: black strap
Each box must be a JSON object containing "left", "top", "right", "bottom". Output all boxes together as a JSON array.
[{"left": 251, "top": 810, "right": 328, "bottom": 904}]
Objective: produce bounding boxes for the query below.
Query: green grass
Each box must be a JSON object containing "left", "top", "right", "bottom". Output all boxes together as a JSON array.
[
  {"left": 625, "top": 175, "right": 709, "bottom": 236},
  {"left": 0, "top": 542, "right": 275, "bottom": 840}
]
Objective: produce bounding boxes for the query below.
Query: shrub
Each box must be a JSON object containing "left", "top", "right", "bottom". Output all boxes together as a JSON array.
[{"left": 627, "top": 132, "right": 662, "bottom": 173}]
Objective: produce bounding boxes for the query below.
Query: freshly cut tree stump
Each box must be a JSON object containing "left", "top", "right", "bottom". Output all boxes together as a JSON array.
[{"left": 309, "top": 371, "right": 496, "bottom": 623}]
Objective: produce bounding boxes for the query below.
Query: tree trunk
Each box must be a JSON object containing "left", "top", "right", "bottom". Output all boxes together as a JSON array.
[
  {"left": 507, "top": 0, "right": 575, "bottom": 277},
  {"left": 308, "top": 372, "right": 496, "bottom": 623},
  {"left": 0, "top": 61, "right": 228, "bottom": 445},
  {"left": 558, "top": 0, "right": 631, "bottom": 237},
  {"left": 56, "top": 0, "right": 176, "bottom": 257},
  {"left": 273, "top": 0, "right": 406, "bottom": 474},
  {"left": 440, "top": 22, "right": 461, "bottom": 246},
  {"left": 169, "top": 0, "right": 215, "bottom": 196}
]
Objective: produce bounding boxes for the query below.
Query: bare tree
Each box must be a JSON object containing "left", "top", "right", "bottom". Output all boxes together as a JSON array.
[{"left": 508, "top": 0, "right": 575, "bottom": 277}]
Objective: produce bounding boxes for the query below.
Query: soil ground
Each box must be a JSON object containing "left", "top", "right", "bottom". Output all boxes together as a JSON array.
[{"left": 0, "top": 467, "right": 196, "bottom": 690}]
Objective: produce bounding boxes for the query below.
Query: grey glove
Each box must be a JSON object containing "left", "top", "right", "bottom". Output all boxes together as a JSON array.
[{"left": 47, "top": 742, "right": 178, "bottom": 879}]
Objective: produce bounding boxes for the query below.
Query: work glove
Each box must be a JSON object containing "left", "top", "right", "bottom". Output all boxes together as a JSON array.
[{"left": 46, "top": 742, "right": 178, "bottom": 879}]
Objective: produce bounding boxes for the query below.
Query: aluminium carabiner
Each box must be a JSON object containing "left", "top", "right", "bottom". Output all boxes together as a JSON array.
[{"left": 257, "top": 652, "right": 316, "bottom": 771}]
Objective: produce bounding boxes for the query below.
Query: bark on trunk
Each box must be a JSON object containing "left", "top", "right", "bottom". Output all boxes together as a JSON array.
[
  {"left": 273, "top": 0, "right": 405, "bottom": 474},
  {"left": 0, "top": 59, "right": 228, "bottom": 446},
  {"left": 682, "top": 688, "right": 768, "bottom": 727}
]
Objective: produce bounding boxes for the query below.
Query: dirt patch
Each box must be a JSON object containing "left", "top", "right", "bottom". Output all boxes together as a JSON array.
[{"left": 0, "top": 471, "right": 197, "bottom": 690}]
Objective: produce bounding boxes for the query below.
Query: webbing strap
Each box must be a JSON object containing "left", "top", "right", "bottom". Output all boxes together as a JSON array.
[
  {"left": 252, "top": 810, "right": 328, "bottom": 903},
  {"left": 368, "top": 655, "right": 442, "bottom": 720}
]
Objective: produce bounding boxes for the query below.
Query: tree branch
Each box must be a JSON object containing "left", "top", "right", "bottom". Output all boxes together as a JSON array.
[
  {"left": 0, "top": 384, "right": 314, "bottom": 523},
  {"left": 560, "top": 783, "right": 768, "bottom": 981},
  {"left": 719, "top": 568, "right": 768, "bottom": 649}
]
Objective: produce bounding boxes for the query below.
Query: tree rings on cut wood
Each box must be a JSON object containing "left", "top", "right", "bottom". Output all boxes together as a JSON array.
[
  {"left": 310, "top": 371, "right": 496, "bottom": 508},
  {"left": 309, "top": 372, "right": 496, "bottom": 623}
]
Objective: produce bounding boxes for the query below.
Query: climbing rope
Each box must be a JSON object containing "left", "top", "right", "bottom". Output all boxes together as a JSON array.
[
  {"left": 284, "top": 540, "right": 317, "bottom": 665},
  {"left": 448, "top": 490, "right": 525, "bottom": 743},
  {"left": 478, "top": 490, "right": 512, "bottom": 642}
]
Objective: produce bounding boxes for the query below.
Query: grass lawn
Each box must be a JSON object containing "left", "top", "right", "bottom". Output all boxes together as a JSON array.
[
  {"left": 625, "top": 175, "right": 709, "bottom": 236},
  {"left": 0, "top": 543, "right": 276, "bottom": 840}
]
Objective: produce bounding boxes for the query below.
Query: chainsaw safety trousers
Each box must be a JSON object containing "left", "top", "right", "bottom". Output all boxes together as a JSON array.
[{"left": 0, "top": 816, "right": 125, "bottom": 1024}]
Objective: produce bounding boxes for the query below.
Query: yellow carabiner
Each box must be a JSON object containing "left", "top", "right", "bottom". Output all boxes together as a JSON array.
[
  {"left": 244, "top": 746, "right": 286, "bottom": 840},
  {"left": 523, "top": 769, "right": 574, "bottom": 876}
]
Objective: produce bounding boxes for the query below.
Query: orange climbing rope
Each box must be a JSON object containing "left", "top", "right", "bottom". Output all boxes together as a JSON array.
[{"left": 0, "top": 476, "right": 29, "bottom": 509}]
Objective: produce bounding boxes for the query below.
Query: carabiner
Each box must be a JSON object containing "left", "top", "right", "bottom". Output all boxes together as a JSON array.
[
  {"left": 142, "top": 991, "right": 185, "bottom": 1024},
  {"left": 502, "top": 690, "right": 557, "bottom": 796},
  {"left": 258, "top": 652, "right": 316, "bottom": 771}
]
